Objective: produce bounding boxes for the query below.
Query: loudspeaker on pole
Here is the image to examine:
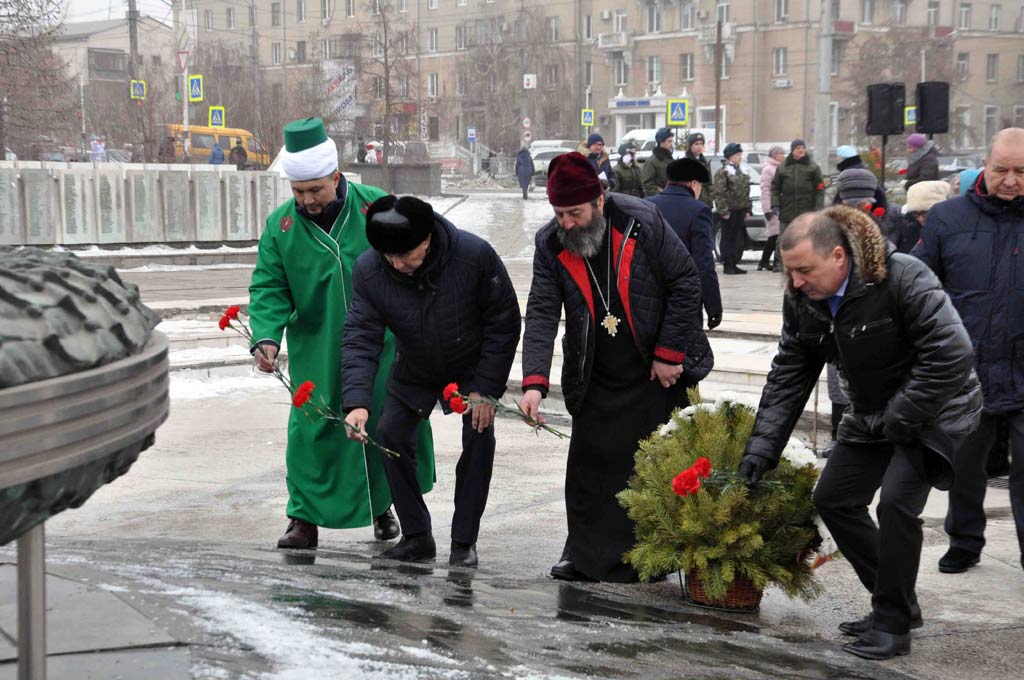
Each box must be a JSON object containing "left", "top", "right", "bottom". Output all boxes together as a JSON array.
[
  {"left": 915, "top": 81, "right": 950, "bottom": 135},
  {"left": 866, "top": 83, "right": 906, "bottom": 136}
]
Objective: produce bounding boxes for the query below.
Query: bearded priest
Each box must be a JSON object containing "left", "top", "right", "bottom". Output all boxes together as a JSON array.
[
  {"left": 248, "top": 117, "right": 435, "bottom": 550},
  {"left": 519, "top": 152, "right": 714, "bottom": 582}
]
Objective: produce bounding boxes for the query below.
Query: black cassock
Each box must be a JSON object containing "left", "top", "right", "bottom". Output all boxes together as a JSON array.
[{"left": 564, "top": 237, "right": 691, "bottom": 582}]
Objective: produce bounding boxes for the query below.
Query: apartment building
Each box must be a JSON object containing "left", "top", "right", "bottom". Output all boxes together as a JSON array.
[
  {"left": 55, "top": 18, "right": 176, "bottom": 85},
  {"left": 187, "top": 0, "right": 1023, "bottom": 151}
]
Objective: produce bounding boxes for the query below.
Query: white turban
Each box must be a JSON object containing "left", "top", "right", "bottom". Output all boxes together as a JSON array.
[{"left": 280, "top": 136, "right": 339, "bottom": 182}]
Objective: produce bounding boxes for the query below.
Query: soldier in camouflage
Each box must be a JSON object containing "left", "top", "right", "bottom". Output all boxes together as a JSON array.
[{"left": 712, "top": 142, "right": 752, "bottom": 275}]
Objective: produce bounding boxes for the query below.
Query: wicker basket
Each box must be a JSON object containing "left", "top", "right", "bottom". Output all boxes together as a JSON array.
[{"left": 682, "top": 570, "right": 763, "bottom": 611}]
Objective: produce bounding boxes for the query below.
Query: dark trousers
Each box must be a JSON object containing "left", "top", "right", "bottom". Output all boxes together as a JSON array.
[
  {"left": 720, "top": 209, "right": 747, "bottom": 266},
  {"left": 945, "top": 411, "right": 1024, "bottom": 556},
  {"left": 813, "top": 441, "right": 931, "bottom": 634},
  {"left": 759, "top": 235, "right": 777, "bottom": 268},
  {"left": 376, "top": 393, "right": 495, "bottom": 546}
]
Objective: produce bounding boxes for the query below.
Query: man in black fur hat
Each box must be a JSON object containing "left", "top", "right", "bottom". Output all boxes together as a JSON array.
[{"left": 341, "top": 195, "right": 521, "bottom": 567}]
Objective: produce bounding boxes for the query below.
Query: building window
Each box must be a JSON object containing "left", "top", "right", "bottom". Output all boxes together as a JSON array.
[
  {"left": 681, "top": 1, "right": 695, "bottom": 29},
  {"left": 272, "top": 42, "right": 282, "bottom": 65},
  {"left": 204, "top": 9, "right": 213, "bottom": 30},
  {"left": 151, "top": 54, "right": 162, "bottom": 66},
  {"left": 1018, "top": 53, "right": 1024, "bottom": 80},
  {"left": 345, "top": 0, "right": 355, "bottom": 17},
  {"left": 585, "top": 61, "right": 593, "bottom": 86},
  {"left": 547, "top": 16, "right": 559, "bottom": 41},
  {"left": 720, "top": 53, "right": 731, "bottom": 79},
  {"left": 295, "top": 40, "right": 306, "bottom": 63},
  {"left": 428, "top": 0, "right": 438, "bottom": 9},
  {"left": 614, "top": 54, "right": 628, "bottom": 86},
  {"left": 614, "top": 10, "right": 627, "bottom": 33},
  {"left": 894, "top": 1, "right": 907, "bottom": 25},
  {"left": 371, "top": 76, "right": 383, "bottom": 99},
  {"left": 697, "top": 105, "right": 726, "bottom": 130},
  {"left": 927, "top": 1, "right": 939, "bottom": 25},
  {"left": 959, "top": 3, "right": 972, "bottom": 29},
  {"left": 1019, "top": 5, "right": 1024, "bottom": 31},
  {"left": 546, "top": 63, "right": 560, "bottom": 89},
  {"left": 455, "top": 25, "right": 465, "bottom": 50},
  {"left": 775, "top": 0, "right": 789, "bottom": 22},
  {"left": 957, "top": 52, "right": 969, "bottom": 77},
  {"left": 987, "top": 53, "right": 999, "bottom": 80},
  {"left": 297, "top": 0, "right": 306, "bottom": 23},
  {"left": 322, "top": 0, "right": 331, "bottom": 20},
  {"left": 584, "top": 15, "right": 592, "bottom": 40},
  {"left": 680, "top": 52, "right": 694, "bottom": 81},
  {"left": 984, "top": 105, "right": 999, "bottom": 141},
  {"left": 271, "top": 3, "right": 281, "bottom": 27},
  {"left": 831, "top": 41, "right": 842, "bottom": 75},
  {"left": 717, "top": 0, "right": 730, "bottom": 23},
  {"left": 456, "top": 73, "right": 466, "bottom": 96},
  {"left": 226, "top": 8, "right": 235, "bottom": 29},
  {"left": 399, "top": 0, "right": 408, "bottom": 11},
  {"left": 1014, "top": 105, "right": 1024, "bottom": 127},
  {"left": 372, "top": 0, "right": 380, "bottom": 15},
  {"left": 990, "top": 4, "right": 1002, "bottom": 30},
  {"left": 321, "top": 38, "right": 329, "bottom": 58},
  {"left": 861, "top": 0, "right": 875, "bottom": 25},
  {"left": 429, "top": 73, "right": 438, "bottom": 97},
  {"left": 458, "top": 0, "right": 467, "bottom": 6},
  {"left": 647, "top": 55, "right": 661, "bottom": 85},
  {"left": 428, "top": 28, "right": 438, "bottom": 52},
  {"left": 773, "top": 47, "right": 788, "bottom": 76},
  {"left": 372, "top": 34, "right": 383, "bottom": 58},
  {"left": 646, "top": 4, "right": 661, "bottom": 33}
]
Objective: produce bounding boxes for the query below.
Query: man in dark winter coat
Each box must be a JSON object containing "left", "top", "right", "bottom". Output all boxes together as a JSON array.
[
  {"left": 903, "top": 133, "right": 939, "bottom": 189},
  {"left": 740, "top": 206, "right": 981, "bottom": 661},
  {"left": 613, "top": 142, "right": 644, "bottom": 197},
  {"left": 684, "top": 132, "right": 714, "bottom": 209},
  {"left": 772, "top": 139, "right": 825, "bottom": 248},
  {"left": 647, "top": 158, "right": 722, "bottom": 330},
  {"left": 912, "top": 127, "right": 1024, "bottom": 574},
  {"left": 514, "top": 147, "right": 535, "bottom": 199},
  {"left": 342, "top": 195, "right": 522, "bottom": 568},
  {"left": 834, "top": 145, "right": 887, "bottom": 211},
  {"left": 519, "top": 152, "right": 713, "bottom": 583},
  {"left": 581, "top": 133, "right": 616, "bottom": 190},
  {"left": 228, "top": 139, "right": 248, "bottom": 169},
  {"left": 641, "top": 127, "right": 675, "bottom": 196}
]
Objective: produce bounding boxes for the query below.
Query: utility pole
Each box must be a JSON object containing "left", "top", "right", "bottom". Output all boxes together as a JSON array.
[
  {"left": 813, "top": 0, "right": 833, "bottom": 169},
  {"left": 174, "top": 0, "right": 191, "bottom": 161},
  {"left": 250, "top": 1, "right": 263, "bottom": 145},
  {"left": 713, "top": 20, "right": 722, "bottom": 154},
  {"left": 128, "top": 0, "right": 146, "bottom": 159}
]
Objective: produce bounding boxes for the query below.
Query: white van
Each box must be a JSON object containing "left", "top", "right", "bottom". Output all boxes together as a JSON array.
[{"left": 617, "top": 127, "right": 720, "bottom": 163}]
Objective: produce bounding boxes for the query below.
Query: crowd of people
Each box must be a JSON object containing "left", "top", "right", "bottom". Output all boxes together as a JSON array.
[{"left": 248, "top": 116, "right": 1022, "bottom": 663}]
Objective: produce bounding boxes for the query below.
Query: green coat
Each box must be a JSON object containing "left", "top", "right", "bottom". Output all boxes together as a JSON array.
[
  {"left": 712, "top": 163, "right": 752, "bottom": 213},
  {"left": 640, "top": 146, "right": 673, "bottom": 196},
  {"left": 248, "top": 180, "right": 435, "bottom": 528},
  {"left": 771, "top": 154, "right": 825, "bottom": 225},
  {"left": 613, "top": 160, "right": 644, "bottom": 197}
]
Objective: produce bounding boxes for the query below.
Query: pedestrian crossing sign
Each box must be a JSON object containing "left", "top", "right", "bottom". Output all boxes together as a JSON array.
[
  {"left": 129, "top": 80, "right": 147, "bottom": 100},
  {"left": 209, "top": 106, "right": 225, "bottom": 128},
  {"left": 581, "top": 109, "right": 595, "bottom": 127},
  {"left": 904, "top": 106, "right": 917, "bottom": 126},
  {"left": 667, "top": 99, "right": 690, "bottom": 127},
  {"left": 188, "top": 74, "right": 204, "bottom": 103}
]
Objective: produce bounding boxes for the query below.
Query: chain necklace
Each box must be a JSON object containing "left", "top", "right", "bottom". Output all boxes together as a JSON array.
[{"left": 584, "top": 228, "right": 622, "bottom": 337}]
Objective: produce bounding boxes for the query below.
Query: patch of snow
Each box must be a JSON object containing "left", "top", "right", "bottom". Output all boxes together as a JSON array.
[
  {"left": 714, "top": 391, "right": 761, "bottom": 411},
  {"left": 170, "top": 345, "right": 252, "bottom": 365},
  {"left": 119, "top": 263, "right": 256, "bottom": 273},
  {"left": 170, "top": 371, "right": 281, "bottom": 401},
  {"left": 781, "top": 438, "right": 817, "bottom": 468},
  {"left": 51, "top": 244, "right": 259, "bottom": 257}
]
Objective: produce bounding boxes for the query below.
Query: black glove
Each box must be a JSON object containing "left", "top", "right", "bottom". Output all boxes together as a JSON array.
[
  {"left": 883, "top": 416, "right": 920, "bottom": 445},
  {"left": 707, "top": 314, "right": 722, "bottom": 330},
  {"left": 738, "top": 455, "right": 771, "bottom": 485}
]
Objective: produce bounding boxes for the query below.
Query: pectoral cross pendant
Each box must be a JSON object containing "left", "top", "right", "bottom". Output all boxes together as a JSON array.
[{"left": 602, "top": 313, "right": 621, "bottom": 337}]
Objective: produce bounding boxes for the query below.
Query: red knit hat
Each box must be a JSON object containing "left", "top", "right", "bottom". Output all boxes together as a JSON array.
[{"left": 546, "top": 152, "right": 602, "bottom": 207}]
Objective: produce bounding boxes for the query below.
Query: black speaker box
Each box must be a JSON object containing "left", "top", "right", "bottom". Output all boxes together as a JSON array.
[
  {"left": 866, "top": 83, "right": 906, "bottom": 136},
  {"left": 916, "top": 81, "right": 950, "bottom": 134}
]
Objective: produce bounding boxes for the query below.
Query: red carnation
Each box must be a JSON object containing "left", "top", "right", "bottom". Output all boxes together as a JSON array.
[
  {"left": 872, "top": 206, "right": 886, "bottom": 218},
  {"left": 672, "top": 468, "right": 701, "bottom": 497},
  {"left": 693, "top": 457, "right": 712, "bottom": 479},
  {"left": 443, "top": 382, "right": 460, "bottom": 400},
  {"left": 450, "top": 396, "right": 468, "bottom": 414},
  {"left": 292, "top": 380, "right": 315, "bottom": 407},
  {"left": 225, "top": 305, "right": 241, "bottom": 320},
  {"left": 817, "top": 182, "right": 824, "bottom": 191},
  {"left": 218, "top": 315, "right": 231, "bottom": 331},
  {"left": 874, "top": 162, "right": 882, "bottom": 170},
  {"left": 898, "top": 168, "right": 908, "bottom": 176}
]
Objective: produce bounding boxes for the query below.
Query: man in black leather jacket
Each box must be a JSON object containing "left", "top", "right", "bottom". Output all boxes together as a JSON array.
[{"left": 738, "top": 206, "right": 981, "bottom": 661}]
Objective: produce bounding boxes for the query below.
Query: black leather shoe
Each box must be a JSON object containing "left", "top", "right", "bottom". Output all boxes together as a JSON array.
[
  {"left": 378, "top": 533, "right": 436, "bottom": 562},
  {"left": 277, "top": 518, "right": 318, "bottom": 549},
  {"left": 373, "top": 507, "right": 400, "bottom": 541},
  {"left": 839, "top": 609, "right": 923, "bottom": 637},
  {"left": 549, "top": 559, "right": 594, "bottom": 581},
  {"left": 733, "top": 264, "right": 747, "bottom": 274},
  {"left": 449, "top": 542, "right": 478, "bottom": 568},
  {"left": 757, "top": 263, "right": 770, "bottom": 271},
  {"left": 939, "top": 547, "right": 981, "bottom": 573},
  {"left": 842, "top": 629, "right": 911, "bottom": 660}
]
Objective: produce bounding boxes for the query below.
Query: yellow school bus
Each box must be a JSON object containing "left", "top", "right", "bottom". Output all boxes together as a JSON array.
[{"left": 166, "top": 124, "right": 271, "bottom": 168}]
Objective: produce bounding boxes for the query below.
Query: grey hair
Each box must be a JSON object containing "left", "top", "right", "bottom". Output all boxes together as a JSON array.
[
  {"left": 780, "top": 212, "right": 849, "bottom": 256},
  {"left": 987, "top": 127, "right": 1024, "bottom": 160}
]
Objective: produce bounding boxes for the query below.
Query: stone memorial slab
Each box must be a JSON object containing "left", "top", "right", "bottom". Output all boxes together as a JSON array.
[
  {"left": 58, "top": 170, "right": 96, "bottom": 244},
  {"left": 95, "top": 171, "right": 126, "bottom": 243},
  {"left": 224, "top": 171, "right": 254, "bottom": 240},
  {"left": 21, "top": 169, "right": 57, "bottom": 245},
  {"left": 126, "top": 170, "right": 162, "bottom": 242},
  {"left": 0, "top": 168, "right": 22, "bottom": 245},
  {"left": 193, "top": 171, "right": 223, "bottom": 241},
  {"left": 160, "top": 170, "right": 192, "bottom": 241},
  {"left": 255, "top": 172, "right": 279, "bottom": 235}
]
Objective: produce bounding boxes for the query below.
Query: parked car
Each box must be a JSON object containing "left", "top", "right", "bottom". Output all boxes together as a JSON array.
[{"left": 531, "top": 147, "right": 571, "bottom": 186}]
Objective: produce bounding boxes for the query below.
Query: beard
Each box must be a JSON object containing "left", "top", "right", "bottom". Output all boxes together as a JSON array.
[{"left": 556, "top": 210, "right": 607, "bottom": 258}]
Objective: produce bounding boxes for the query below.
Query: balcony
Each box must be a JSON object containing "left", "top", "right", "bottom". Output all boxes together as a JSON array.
[
  {"left": 833, "top": 20, "right": 856, "bottom": 36},
  {"left": 698, "top": 22, "right": 734, "bottom": 43},
  {"left": 597, "top": 32, "right": 630, "bottom": 50}
]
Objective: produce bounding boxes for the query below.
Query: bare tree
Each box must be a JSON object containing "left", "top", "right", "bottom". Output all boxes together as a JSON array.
[{"left": 0, "top": 0, "right": 76, "bottom": 156}]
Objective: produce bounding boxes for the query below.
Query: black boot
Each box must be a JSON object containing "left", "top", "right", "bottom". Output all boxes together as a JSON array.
[
  {"left": 449, "top": 541, "right": 478, "bottom": 568},
  {"left": 373, "top": 507, "right": 400, "bottom": 541},
  {"left": 842, "top": 629, "right": 911, "bottom": 660},
  {"left": 938, "top": 547, "right": 981, "bottom": 573},
  {"left": 839, "top": 608, "right": 923, "bottom": 637},
  {"left": 378, "top": 533, "right": 436, "bottom": 562},
  {"left": 277, "top": 518, "right": 318, "bottom": 550}
]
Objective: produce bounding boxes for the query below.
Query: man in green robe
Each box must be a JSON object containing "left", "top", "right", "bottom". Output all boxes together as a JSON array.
[{"left": 248, "top": 117, "right": 435, "bottom": 549}]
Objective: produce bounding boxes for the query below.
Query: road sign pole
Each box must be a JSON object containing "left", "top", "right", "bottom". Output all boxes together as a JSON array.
[{"left": 183, "top": 65, "right": 189, "bottom": 160}]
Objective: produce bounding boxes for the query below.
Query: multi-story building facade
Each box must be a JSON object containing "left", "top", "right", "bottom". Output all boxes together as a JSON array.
[{"left": 186, "top": 0, "right": 1023, "bottom": 153}]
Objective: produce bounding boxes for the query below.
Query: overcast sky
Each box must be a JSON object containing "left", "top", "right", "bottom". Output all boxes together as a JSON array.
[{"left": 65, "top": 0, "right": 174, "bottom": 24}]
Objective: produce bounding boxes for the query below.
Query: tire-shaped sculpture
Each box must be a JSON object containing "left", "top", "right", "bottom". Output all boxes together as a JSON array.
[{"left": 0, "top": 246, "right": 170, "bottom": 545}]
